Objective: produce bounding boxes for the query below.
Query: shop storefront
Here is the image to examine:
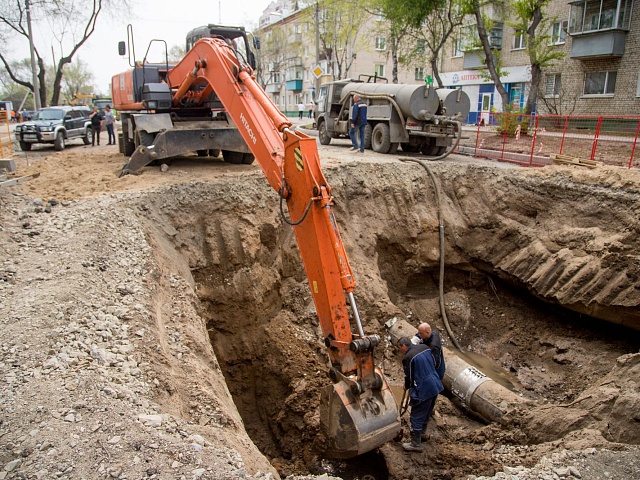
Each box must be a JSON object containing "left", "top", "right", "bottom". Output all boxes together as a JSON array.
[{"left": 439, "top": 66, "right": 532, "bottom": 125}]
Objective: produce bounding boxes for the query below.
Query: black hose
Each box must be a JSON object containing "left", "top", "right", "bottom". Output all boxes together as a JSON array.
[
  {"left": 398, "top": 157, "right": 463, "bottom": 351},
  {"left": 279, "top": 173, "right": 312, "bottom": 226}
]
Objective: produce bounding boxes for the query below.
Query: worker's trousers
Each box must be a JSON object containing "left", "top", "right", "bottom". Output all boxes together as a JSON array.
[
  {"left": 409, "top": 395, "right": 437, "bottom": 434},
  {"left": 106, "top": 124, "right": 115, "bottom": 145},
  {"left": 349, "top": 124, "right": 366, "bottom": 151}
]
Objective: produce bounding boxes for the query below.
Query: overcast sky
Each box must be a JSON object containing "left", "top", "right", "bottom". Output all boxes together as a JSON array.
[{"left": 26, "top": 0, "right": 273, "bottom": 96}]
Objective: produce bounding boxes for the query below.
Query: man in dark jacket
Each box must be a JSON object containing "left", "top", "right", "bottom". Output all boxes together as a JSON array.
[
  {"left": 413, "top": 322, "right": 446, "bottom": 440},
  {"left": 89, "top": 106, "right": 104, "bottom": 146},
  {"left": 398, "top": 336, "right": 444, "bottom": 452},
  {"left": 349, "top": 94, "right": 368, "bottom": 153},
  {"left": 414, "top": 322, "right": 445, "bottom": 380}
]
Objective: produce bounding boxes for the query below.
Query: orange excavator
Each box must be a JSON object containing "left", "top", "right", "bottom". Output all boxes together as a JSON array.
[{"left": 115, "top": 36, "right": 400, "bottom": 458}]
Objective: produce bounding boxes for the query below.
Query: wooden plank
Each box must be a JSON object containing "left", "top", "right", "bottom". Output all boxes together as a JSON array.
[{"left": 0, "top": 173, "right": 40, "bottom": 187}]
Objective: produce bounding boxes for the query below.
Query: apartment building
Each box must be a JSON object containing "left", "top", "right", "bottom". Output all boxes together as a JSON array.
[
  {"left": 256, "top": 0, "right": 419, "bottom": 115},
  {"left": 439, "top": 0, "right": 639, "bottom": 122},
  {"left": 257, "top": 0, "right": 640, "bottom": 119}
]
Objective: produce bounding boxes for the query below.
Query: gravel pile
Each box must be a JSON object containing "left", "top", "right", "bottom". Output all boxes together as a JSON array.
[
  {"left": 469, "top": 444, "right": 640, "bottom": 480},
  {"left": 0, "top": 190, "right": 278, "bottom": 479}
]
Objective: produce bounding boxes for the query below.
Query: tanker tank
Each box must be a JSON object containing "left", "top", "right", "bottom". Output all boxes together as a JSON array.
[
  {"left": 436, "top": 88, "right": 471, "bottom": 121},
  {"left": 340, "top": 83, "right": 440, "bottom": 120}
]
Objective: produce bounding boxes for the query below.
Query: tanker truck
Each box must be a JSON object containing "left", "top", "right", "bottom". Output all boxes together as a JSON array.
[{"left": 315, "top": 79, "right": 470, "bottom": 156}]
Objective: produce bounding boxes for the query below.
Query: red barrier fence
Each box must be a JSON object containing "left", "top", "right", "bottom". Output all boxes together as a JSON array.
[{"left": 457, "top": 113, "right": 640, "bottom": 169}]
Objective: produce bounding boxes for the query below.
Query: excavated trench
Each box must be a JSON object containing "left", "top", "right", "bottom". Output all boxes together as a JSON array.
[{"left": 156, "top": 161, "right": 640, "bottom": 479}]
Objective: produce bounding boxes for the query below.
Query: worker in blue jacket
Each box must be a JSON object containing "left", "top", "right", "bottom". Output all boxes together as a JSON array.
[
  {"left": 349, "top": 94, "right": 367, "bottom": 153},
  {"left": 397, "top": 336, "right": 444, "bottom": 452},
  {"left": 413, "top": 322, "right": 446, "bottom": 440}
]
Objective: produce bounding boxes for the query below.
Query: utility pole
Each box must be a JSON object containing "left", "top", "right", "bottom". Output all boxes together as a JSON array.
[
  {"left": 26, "top": 0, "right": 41, "bottom": 110},
  {"left": 314, "top": 1, "right": 320, "bottom": 100}
]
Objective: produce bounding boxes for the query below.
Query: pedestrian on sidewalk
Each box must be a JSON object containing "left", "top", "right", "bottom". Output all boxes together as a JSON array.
[
  {"left": 297, "top": 101, "right": 305, "bottom": 120},
  {"left": 104, "top": 105, "right": 116, "bottom": 145},
  {"left": 397, "top": 336, "right": 443, "bottom": 452}
]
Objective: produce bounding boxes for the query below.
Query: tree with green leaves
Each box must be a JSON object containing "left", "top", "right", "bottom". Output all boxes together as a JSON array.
[
  {"left": 469, "top": 0, "right": 509, "bottom": 109},
  {"left": 0, "top": 0, "right": 129, "bottom": 107},
  {"left": 0, "top": 60, "right": 34, "bottom": 109},
  {"left": 60, "top": 59, "right": 95, "bottom": 104},
  {"left": 366, "top": 1, "right": 410, "bottom": 83},
  {"left": 469, "top": 0, "right": 564, "bottom": 114},
  {"left": 374, "top": 0, "right": 467, "bottom": 86},
  {"left": 510, "top": 0, "right": 565, "bottom": 114}
]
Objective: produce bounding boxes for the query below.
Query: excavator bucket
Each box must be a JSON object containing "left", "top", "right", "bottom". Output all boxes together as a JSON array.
[{"left": 319, "top": 374, "right": 400, "bottom": 458}]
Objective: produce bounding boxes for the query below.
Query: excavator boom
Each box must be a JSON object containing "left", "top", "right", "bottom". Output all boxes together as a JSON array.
[{"left": 163, "top": 38, "right": 400, "bottom": 457}]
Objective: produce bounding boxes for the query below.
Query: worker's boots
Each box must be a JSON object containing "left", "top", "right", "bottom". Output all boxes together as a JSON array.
[
  {"left": 421, "top": 425, "right": 430, "bottom": 441},
  {"left": 402, "top": 431, "right": 423, "bottom": 452}
]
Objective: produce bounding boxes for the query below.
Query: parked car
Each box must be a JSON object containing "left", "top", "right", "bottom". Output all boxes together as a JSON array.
[{"left": 14, "top": 105, "right": 92, "bottom": 151}]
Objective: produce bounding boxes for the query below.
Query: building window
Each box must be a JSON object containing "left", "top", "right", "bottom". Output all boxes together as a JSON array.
[
  {"left": 375, "top": 37, "right": 387, "bottom": 51},
  {"left": 453, "top": 37, "right": 463, "bottom": 57},
  {"left": 374, "top": 64, "right": 385, "bottom": 77},
  {"left": 583, "top": 71, "right": 617, "bottom": 95},
  {"left": 545, "top": 74, "right": 561, "bottom": 97},
  {"left": 416, "top": 39, "right": 426, "bottom": 54},
  {"left": 376, "top": 8, "right": 384, "bottom": 21},
  {"left": 513, "top": 30, "right": 527, "bottom": 49},
  {"left": 550, "top": 21, "right": 566, "bottom": 44},
  {"left": 415, "top": 67, "right": 424, "bottom": 80},
  {"left": 489, "top": 23, "right": 503, "bottom": 49}
]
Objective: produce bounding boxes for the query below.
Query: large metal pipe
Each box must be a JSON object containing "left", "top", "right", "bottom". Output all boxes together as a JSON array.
[
  {"left": 385, "top": 318, "right": 528, "bottom": 424},
  {"left": 340, "top": 83, "right": 441, "bottom": 119}
]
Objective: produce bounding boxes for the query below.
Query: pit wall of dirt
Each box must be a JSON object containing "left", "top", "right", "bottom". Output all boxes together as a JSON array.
[
  {"left": 114, "top": 161, "right": 640, "bottom": 334},
  {"left": 140, "top": 161, "right": 640, "bottom": 470}
]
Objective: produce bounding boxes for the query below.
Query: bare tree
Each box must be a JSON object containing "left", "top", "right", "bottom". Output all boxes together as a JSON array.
[
  {"left": 306, "top": 0, "right": 368, "bottom": 80},
  {"left": 402, "top": 0, "right": 466, "bottom": 87},
  {"left": 60, "top": 58, "right": 95, "bottom": 104},
  {"left": 0, "top": 0, "right": 129, "bottom": 107}
]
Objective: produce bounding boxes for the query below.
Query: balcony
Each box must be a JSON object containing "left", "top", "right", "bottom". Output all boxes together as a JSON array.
[
  {"left": 463, "top": 51, "right": 485, "bottom": 69},
  {"left": 265, "top": 83, "right": 281, "bottom": 93},
  {"left": 460, "top": 22, "right": 502, "bottom": 69},
  {"left": 286, "top": 80, "right": 303, "bottom": 91},
  {"left": 568, "top": 0, "right": 632, "bottom": 58},
  {"left": 462, "top": 51, "right": 498, "bottom": 70}
]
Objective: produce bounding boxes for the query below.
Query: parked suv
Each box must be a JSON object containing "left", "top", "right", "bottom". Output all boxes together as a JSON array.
[{"left": 14, "top": 106, "right": 92, "bottom": 151}]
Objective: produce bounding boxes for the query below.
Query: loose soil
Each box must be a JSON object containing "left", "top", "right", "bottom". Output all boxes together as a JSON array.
[{"left": 1, "top": 136, "right": 639, "bottom": 480}]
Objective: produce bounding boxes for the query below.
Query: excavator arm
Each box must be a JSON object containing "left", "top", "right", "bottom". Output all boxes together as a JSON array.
[{"left": 166, "top": 38, "right": 399, "bottom": 458}]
